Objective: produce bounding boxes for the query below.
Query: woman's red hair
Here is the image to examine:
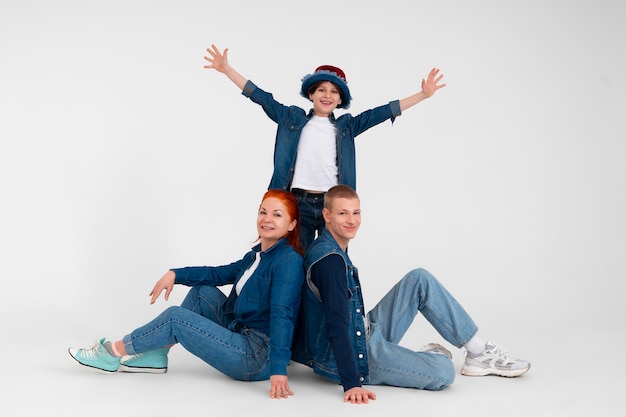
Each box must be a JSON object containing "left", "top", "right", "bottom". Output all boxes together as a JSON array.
[{"left": 260, "top": 189, "right": 303, "bottom": 255}]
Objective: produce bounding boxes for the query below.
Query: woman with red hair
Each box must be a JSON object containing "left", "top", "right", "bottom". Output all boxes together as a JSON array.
[{"left": 69, "top": 190, "right": 304, "bottom": 400}]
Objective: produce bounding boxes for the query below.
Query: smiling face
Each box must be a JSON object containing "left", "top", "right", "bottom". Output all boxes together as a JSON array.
[
  {"left": 322, "top": 197, "right": 361, "bottom": 251},
  {"left": 308, "top": 81, "right": 342, "bottom": 117},
  {"left": 257, "top": 197, "right": 297, "bottom": 250}
]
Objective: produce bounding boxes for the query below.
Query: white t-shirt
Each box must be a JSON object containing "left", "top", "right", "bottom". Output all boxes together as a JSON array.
[
  {"left": 235, "top": 251, "right": 261, "bottom": 295},
  {"left": 290, "top": 116, "right": 338, "bottom": 192}
]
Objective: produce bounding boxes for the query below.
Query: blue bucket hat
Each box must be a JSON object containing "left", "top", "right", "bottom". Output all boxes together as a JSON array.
[{"left": 300, "top": 65, "right": 352, "bottom": 109}]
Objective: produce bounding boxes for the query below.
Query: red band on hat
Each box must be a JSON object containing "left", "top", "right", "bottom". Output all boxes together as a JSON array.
[{"left": 314, "top": 65, "right": 347, "bottom": 82}]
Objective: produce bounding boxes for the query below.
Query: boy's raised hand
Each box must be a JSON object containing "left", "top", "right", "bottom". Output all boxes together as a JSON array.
[
  {"left": 421, "top": 67, "right": 446, "bottom": 97},
  {"left": 204, "top": 44, "right": 229, "bottom": 73}
]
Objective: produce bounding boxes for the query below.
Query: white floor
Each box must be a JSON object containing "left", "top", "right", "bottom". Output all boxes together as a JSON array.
[{"left": 4, "top": 317, "right": 623, "bottom": 417}]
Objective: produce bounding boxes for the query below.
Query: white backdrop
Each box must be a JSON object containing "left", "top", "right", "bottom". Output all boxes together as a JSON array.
[{"left": 1, "top": 0, "right": 625, "bottom": 404}]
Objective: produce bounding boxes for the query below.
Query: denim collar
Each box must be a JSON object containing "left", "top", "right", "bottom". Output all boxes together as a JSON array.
[
  {"left": 307, "top": 109, "right": 336, "bottom": 122},
  {"left": 252, "top": 237, "right": 288, "bottom": 256},
  {"left": 318, "top": 228, "right": 349, "bottom": 255}
]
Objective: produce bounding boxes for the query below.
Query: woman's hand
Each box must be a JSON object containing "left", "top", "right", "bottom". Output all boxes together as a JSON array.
[
  {"left": 149, "top": 270, "right": 176, "bottom": 304},
  {"left": 269, "top": 375, "right": 294, "bottom": 399}
]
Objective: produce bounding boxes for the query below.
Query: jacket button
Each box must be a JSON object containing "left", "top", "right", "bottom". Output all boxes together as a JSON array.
[
  {"left": 358, "top": 353, "right": 364, "bottom": 359},
  {"left": 356, "top": 308, "right": 361, "bottom": 314},
  {"left": 356, "top": 331, "right": 362, "bottom": 336},
  {"left": 359, "top": 376, "right": 365, "bottom": 382}
]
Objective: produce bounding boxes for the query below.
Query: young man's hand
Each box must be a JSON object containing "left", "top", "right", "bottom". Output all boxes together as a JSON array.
[{"left": 343, "top": 386, "right": 377, "bottom": 404}]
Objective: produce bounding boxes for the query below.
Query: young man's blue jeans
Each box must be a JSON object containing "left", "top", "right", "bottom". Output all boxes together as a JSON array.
[
  {"left": 122, "top": 286, "right": 271, "bottom": 381},
  {"left": 365, "top": 268, "right": 479, "bottom": 390}
]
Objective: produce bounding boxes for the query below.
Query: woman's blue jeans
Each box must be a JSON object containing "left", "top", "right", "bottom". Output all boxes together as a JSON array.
[
  {"left": 365, "top": 268, "right": 479, "bottom": 390},
  {"left": 122, "top": 286, "right": 271, "bottom": 381}
]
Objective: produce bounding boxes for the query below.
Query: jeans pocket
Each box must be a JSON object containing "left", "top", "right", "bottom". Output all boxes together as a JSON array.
[{"left": 242, "top": 328, "right": 271, "bottom": 381}]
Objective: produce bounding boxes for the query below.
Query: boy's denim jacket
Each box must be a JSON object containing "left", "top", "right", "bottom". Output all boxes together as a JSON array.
[
  {"left": 242, "top": 80, "right": 402, "bottom": 190},
  {"left": 172, "top": 238, "right": 304, "bottom": 376},
  {"left": 291, "top": 228, "right": 369, "bottom": 386}
]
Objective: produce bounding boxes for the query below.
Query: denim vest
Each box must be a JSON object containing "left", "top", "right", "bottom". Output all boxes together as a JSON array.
[
  {"left": 242, "top": 80, "right": 401, "bottom": 191},
  {"left": 291, "top": 229, "right": 369, "bottom": 384}
]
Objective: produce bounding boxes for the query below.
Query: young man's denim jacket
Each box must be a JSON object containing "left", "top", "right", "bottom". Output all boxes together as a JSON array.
[
  {"left": 242, "top": 80, "right": 402, "bottom": 190},
  {"left": 291, "top": 228, "right": 369, "bottom": 385},
  {"left": 172, "top": 238, "right": 304, "bottom": 376}
]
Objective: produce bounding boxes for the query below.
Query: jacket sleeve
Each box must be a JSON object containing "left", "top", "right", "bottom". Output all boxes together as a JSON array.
[
  {"left": 268, "top": 249, "right": 305, "bottom": 376},
  {"left": 312, "top": 254, "right": 363, "bottom": 391},
  {"left": 346, "top": 99, "right": 402, "bottom": 137},
  {"left": 171, "top": 256, "right": 249, "bottom": 287},
  {"left": 241, "top": 80, "right": 300, "bottom": 124}
]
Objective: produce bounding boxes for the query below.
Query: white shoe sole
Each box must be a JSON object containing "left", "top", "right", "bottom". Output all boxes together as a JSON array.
[
  {"left": 118, "top": 364, "right": 167, "bottom": 374},
  {"left": 461, "top": 363, "right": 530, "bottom": 377}
]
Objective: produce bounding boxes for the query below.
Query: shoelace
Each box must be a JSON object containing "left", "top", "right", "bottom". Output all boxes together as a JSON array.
[
  {"left": 80, "top": 341, "right": 104, "bottom": 358},
  {"left": 485, "top": 343, "right": 517, "bottom": 364}
]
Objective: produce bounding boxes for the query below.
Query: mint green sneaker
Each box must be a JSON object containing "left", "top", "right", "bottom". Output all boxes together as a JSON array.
[
  {"left": 68, "top": 338, "right": 121, "bottom": 373},
  {"left": 119, "top": 347, "right": 169, "bottom": 374}
]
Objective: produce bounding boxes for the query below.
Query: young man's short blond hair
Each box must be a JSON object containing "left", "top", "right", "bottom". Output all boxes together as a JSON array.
[{"left": 324, "top": 185, "right": 359, "bottom": 210}]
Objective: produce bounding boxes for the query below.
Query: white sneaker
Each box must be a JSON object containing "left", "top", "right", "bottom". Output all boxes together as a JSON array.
[{"left": 461, "top": 341, "right": 530, "bottom": 377}]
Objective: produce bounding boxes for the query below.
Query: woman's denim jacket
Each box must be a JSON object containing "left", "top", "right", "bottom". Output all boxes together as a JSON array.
[
  {"left": 172, "top": 238, "right": 304, "bottom": 376},
  {"left": 291, "top": 229, "right": 369, "bottom": 385},
  {"left": 242, "top": 80, "right": 402, "bottom": 190}
]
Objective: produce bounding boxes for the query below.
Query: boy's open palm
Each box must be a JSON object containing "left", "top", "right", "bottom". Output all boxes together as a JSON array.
[
  {"left": 421, "top": 67, "right": 446, "bottom": 97},
  {"left": 204, "top": 44, "right": 229, "bottom": 73}
]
